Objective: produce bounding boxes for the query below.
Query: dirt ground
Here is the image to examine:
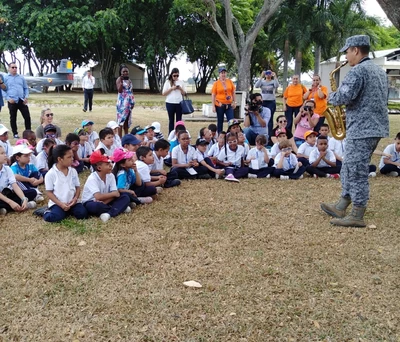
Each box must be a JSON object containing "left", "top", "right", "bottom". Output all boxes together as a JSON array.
[{"left": 0, "top": 94, "right": 399, "bottom": 341}]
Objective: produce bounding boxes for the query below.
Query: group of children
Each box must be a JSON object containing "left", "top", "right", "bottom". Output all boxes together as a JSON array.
[{"left": 0, "top": 116, "right": 399, "bottom": 223}]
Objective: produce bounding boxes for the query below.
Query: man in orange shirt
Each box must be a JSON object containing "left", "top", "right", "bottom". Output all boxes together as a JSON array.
[
  {"left": 283, "top": 75, "right": 307, "bottom": 131},
  {"left": 303, "top": 75, "right": 328, "bottom": 132}
]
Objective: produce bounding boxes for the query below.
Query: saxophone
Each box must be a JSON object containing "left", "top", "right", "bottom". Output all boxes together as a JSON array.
[{"left": 323, "top": 61, "right": 348, "bottom": 140}]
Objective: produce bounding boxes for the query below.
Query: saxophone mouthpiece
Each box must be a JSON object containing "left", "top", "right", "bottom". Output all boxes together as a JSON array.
[{"left": 341, "top": 61, "right": 349, "bottom": 67}]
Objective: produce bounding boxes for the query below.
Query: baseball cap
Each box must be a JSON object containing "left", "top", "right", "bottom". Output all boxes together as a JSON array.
[
  {"left": 82, "top": 119, "right": 94, "bottom": 127},
  {"left": 227, "top": 119, "right": 240, "bottom": 130},
  {"left": 74, "top": 128, "right": 87, "bottom": 136},
  {"left": 218, "top": 67, "right": 227, "bottom": 73},
  {"left": 144, "top": 125, "right": 156, "bottom": 131},
  {"left": 44, "top": 124, "right": 57, "bottom": 133},
  {"left": 265, "top": 70, "right": 272, "bottom": 75},
  {"left": 175, "top": 121, "right": 185, "bottom": 128},
  {"left": 339, "top": 35, "right": 370, "bottom": 53},
  {"left": 15, "top": 139, "right": 35, "bottom": 150},
  {"left": 304, "top": 130, "right": 317, "bottom": 139},
  {"left": 131, "top": 125, "right": 147, "bottom": 135},
  {"left": 12, "top": 144, "right": 32, "bottom": 155},
  {"left": 121, "top": 134, "right": 141, "bottom": 146},
  {"left": 112, "top": 147, "right": 134, "bottom": 163},
  {"left": 151, "top": 122, "right": 161, "bottom": 133},
  {"left": 89, "top": 150, "right": 112, "bottom": 164},
  {"left": 0, "top": 124, "right": 9, "bottom": 135},
  {"left": 275, "top": 128, "right": 287, "bottom": 137},
  {"left": 196, "top": 138, "right": 210, "bottom": 146},
  {"left": 107, "top": 121, "right": 119, "bottom": 130}
]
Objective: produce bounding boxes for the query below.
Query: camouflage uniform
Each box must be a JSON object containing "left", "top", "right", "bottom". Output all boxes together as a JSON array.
[{"left": 329, "top": 38, "right": 389, "bottom": 207}]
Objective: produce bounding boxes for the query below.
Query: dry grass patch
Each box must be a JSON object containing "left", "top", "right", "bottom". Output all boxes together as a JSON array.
[{"left": 0, "top": 94, "right": 399, "bottom": 341}]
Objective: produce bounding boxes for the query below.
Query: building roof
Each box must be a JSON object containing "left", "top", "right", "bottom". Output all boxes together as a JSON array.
[{"left": 322, "top": 48, "right": 400, "bottom": 64}]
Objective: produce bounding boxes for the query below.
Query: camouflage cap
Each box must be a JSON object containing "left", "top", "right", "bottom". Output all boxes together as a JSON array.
[{"left": 339, "top": 35, "right": 370, "bottom": 53}]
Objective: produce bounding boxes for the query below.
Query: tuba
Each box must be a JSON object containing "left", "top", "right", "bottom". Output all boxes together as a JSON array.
[{"left": 323, "top": 61, "right": 348, "bottom": 140}]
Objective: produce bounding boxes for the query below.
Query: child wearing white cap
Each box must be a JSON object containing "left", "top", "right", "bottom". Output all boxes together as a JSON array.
[
  {"left": 151, "top": 121, "right": 164, "bottom": 140},
  {"left": 107, "top": 120, "right": 122, "bottom": 148},
  {"left": 0, "top": 124, "right": 13, "bottom": 164}
]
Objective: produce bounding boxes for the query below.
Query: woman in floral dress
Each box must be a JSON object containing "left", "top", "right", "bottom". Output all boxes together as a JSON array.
[{"left": 116, "top": 65, "right": 135, "bottom": 137}]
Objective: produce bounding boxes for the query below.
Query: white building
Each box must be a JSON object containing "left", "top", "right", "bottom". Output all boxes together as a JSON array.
[{"left": 320, "top": 48, "right": 400, "bottom": 100}]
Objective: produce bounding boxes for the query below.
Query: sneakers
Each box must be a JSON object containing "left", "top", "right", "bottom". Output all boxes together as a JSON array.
[
  {"left": 138, "top": 197, "right": 153, "bottom": 204},
  {"left": 27, "top": 201, "right": 37, "bottom": 209},
  {"left": 327, "top": 174, "right": 340, "bottom": 179},
  {"left": 280, "top": 175, "right": 289, "bottom": 180},
  {"left": 368, "top": 172, "right": 377, "bottom": 178},
  {"left": 164, "top": 179, "right": 181, "bottom": 188},
  {"left": 35, "top": 195, "right": 45, "bottom": 203},
  {"left": 248, "top": 173, "right": 257, "bottom": 179},
  {"left": 225, "top": 174, "right": 240, "bottom": 182},
  {"left": 13, "top": 134, "right": 19, "bottom": 139},
  {"left": 0, "top": 208, "right": 7, "bottom": 215},
  {"left": 100, "top": 213, "right": 111, "bottom": 222},
  {"left": 82, "top": 108, "right": 87, "bottom": 112},
  {"left": 128, "top": 202, "right": 137, "bottom": 209},
  {"left": 266, "top": 174, "right": 271, "bottom": 179},
  {"left": 388, "top": 171, "right": 399, "bottom": 177},
  {"left": 124, "top": 206, "right": 131, "bottom": 213},
  {"left": 156, "top": 186, "right": 163, "bottom": 194}
]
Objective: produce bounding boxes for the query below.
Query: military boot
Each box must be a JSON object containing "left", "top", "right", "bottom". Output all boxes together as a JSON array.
[
  {"left": 320, "top": 196, "right": 351, "bottom": 218},
  {"left": 330, "top": 206, "right": 367, "bottom": 228}
]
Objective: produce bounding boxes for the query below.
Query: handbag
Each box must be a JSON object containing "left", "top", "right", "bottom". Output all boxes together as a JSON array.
[{"left": 180, "top": 95, "right": 194, "bottom": 114}]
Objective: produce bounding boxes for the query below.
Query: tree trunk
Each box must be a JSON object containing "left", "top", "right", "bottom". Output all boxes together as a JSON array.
[
  {"left": 314, "top": 45, "right": 321, "bottom": 75},
  {"left": 282, "top": 38, "right": 289, "bottom": 92},
  {"left": 294, "top": 48, "right": 302, "bottom": 78},
  {"left": 376, "top": 0, "right": 400, "bottom": 29},
  {"left": 236, "top": 48, "right": 252, "bottom": 92}
]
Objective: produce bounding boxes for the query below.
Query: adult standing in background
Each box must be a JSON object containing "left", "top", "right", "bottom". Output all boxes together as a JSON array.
[
  {"left": 303, "top": 75, "right": 328, "bottom": 133},
  {"left": 116, "top": 65, "right": 135, "bottom": 137},
  {"left": 162, "top": 68, "right": 186, "bottom": 135},
  {"left": 255, "top": 69, "right": 279, "bottom": 137},
  {"left": 0, "top": 73, "right": 6, "bottom": 113},
  {"left": 283, "top": 75, "right": 307, "bottom": 132},
  {"left": 320, "top": 35, "right": 389, "bottom": 227},
  {"left": 2, "top": 62, "right": 31, "bottom": 139},
  {"left": 82, "top": 70, "right": 95, "bottom": 112},
  {"left": 211, "top": 67, "right": 236, "bottom": 133}
]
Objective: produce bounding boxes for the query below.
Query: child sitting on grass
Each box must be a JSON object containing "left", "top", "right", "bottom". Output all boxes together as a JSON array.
[
  {"left": 43, "top": 145, "right": 88, "bottom": 223},
  {"left": 207, "top": 131, "right": 226, "bottom": 167},
  {"left": 75, "top": 128, "right": 92, "bottom": 169},
  {"left": 36, "top": 139, "right": 55, "bottom": 177},
  {"left": 82, "top": 120, "right": 99, "bottom": 150},
  {"left": 0, "top": 146, "right": 37, "bottom": 215},
  {"left": 136, "top": 146, "right": 166, "bottom": 194},
  {"left": 82, "top": 149, "right": 131, "bottom": 223},
  {"left": 379, "top": 131, "right": 400, "bottom": 177},
  {"left": 95, "top": 128, "right": 115, "bottom": 157},
  {"left": 0, "top": 124, "right": 13, "bottom": 164},
  {"left": 306, "top": 135, "right": 340, "bottom": 178},
  {"left": 297, "top": 130, "right": 317, "bottom": 167},
  {"left": 195, "top": 138, "right": 224, "bottom": 179},
  {"left": 65, "top": 133, "right": 84, "bottom": 173},
  {"left": 272, "top": 139, "right": 305, "bottom": 180},
  {"left": 246, "top": 135, "right": 274, "bottom": 178}
]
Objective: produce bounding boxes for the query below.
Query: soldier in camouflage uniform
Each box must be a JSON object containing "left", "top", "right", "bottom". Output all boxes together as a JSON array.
[{"left": 320, "top": 35, "right": 389, "bottom": 227}]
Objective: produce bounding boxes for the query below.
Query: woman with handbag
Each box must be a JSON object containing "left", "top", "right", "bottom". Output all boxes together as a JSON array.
[
  {"left": 211, "top": 67, "right": 237, "bottom": 133},
  {"left": 162, "top": 68, "right": 186, "bottom": 135}
]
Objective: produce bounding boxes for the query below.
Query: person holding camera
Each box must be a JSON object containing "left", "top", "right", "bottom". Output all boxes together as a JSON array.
[
  {"left": 255, "top": 70, "right": 279, "bottom": 137},
  {"left": 293, "top": 100, "right": 319, "bottom": 146},
  {"left": 243, "top": 93, "right": 270, "bottom": 146},
  {"left": 162, "top": 68, "right": 186, "bottom": 135},
  {"left": 303, "top": 75, "right": 328, "bottom": 132},
  {"left": 116, "top": 65, "right": 135, "bottom": 137}
]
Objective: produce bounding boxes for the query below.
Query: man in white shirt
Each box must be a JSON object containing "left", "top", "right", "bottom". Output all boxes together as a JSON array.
[{"left": 82, "top": 70, "right": 95, "bottom": 112}]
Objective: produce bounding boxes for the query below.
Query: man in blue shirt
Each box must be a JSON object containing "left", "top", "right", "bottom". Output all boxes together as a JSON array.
[
  {"left": 2, "top": 62, "right": 31, "bottom": 139},
  {"left": 243, "top": 93, "right": 271, "bottom": 145}
]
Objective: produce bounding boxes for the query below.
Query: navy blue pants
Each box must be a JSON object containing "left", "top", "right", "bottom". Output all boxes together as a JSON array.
[
  {"left": 8, "top": 99, "right": 31, "bottom": 135},
  {"left": 380, "top": 164, "right": 399, "bottom": 175},
  {"left": 166, "top": 102, "right": 183, "bottom": 135},
  {"left": 248, "top": 167, "right": 274, "bottom": 178},
  {"left": 84, "top": 193, "right": 130, "bottom": 217},
  {"left": 272, "top": 166, "right": 306, "bottom": 179},
  {"left": 225, "top": 166, "right": 249, "bottom": 179},
  {"left": 83, "top": 89, "right": 94, "bottom": 111},
  {"left": 284, "top": 105, "right": 301, "bottom": 133},
  {"left": 43, "top": 203, "right": 88, "bottom": 223},
  {"left": 306, "top": 165, "right": 341, "bottom": 177},
  {"left": 215, "top": 104, "right": 234, "bottom": 133},
  {"left": 130, "top": 181, "right": 157, "bottom": 197},
  {"left": 263, "top": 100, "right": 276, "bottom": 140},
  {"left": 0, "top": 188, "right": 36, "bottom": 211}
]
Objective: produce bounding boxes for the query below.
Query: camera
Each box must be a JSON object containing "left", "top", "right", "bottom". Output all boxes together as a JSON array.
[
  {"left": 303, "top": 106, "right": 312, "bottom": 112},
  {"left": 246, "top": 101, "right": 260, "bottom": 112},
  {"left": 123, "top": 76, "right": 129, "bottom": 80}
]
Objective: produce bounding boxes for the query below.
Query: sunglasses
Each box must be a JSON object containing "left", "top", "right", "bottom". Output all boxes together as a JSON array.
[
  {"left": 172, "top": 74, "right": 179, "bottom": 77},
  {"left": 45, "top": 113, "right": 54, "bottom": 117},
  {"left": 279, "top": 120, "right": 287, "bottom": 124},
  {"left": 10, "top": 66, "right": 18, "bottom": 69}
]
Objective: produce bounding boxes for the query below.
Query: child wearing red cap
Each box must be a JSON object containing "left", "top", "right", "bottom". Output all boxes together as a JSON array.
[{"left": 81, "top": 149, "right": 130, "bottom": 222}]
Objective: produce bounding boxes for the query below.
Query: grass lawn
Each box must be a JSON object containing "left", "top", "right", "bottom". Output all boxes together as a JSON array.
[{"left": 0, "top": 92, "right": 399, "bottom": 341}]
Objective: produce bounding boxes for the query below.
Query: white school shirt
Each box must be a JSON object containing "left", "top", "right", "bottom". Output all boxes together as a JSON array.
[
  {"left": 36, "top": 138, "right": 64, "bottom": 152},
  {"left": 95, "top": 141, "right": 115, "bottom": 157},
  {"left": 329, "top": 138, "right": 346, "bottom": 159},
  {"left": 379, "top": 144, "right": 400, "bottom": 169},
  {"left": 113, "top": 134, "right": 122, "bottom": 149},
  {"left": 36, "top": 151, "right": 48, "bottom": 171},
  {"left": 150, "top": 151, "right": 164, "bottom": 171},
  {"left": 88, "top": 131, "right": 99, "bottom": 150},
  {"left": 297, "top": 142, "right": 316, "bottom": 158},
  {"left": 81, "top": 172, "right": 117, "bottom": 203},
  {"left": 309, "top": 149, "right": 336, "bottom": 168},
  {"left": 207, "top": 143, "right": 223, "bottom": 157},
  {"left": 195, "top": 149, "right": 208, "bottom": 163},
  {"left": 242, "top": 143, "right": 250, "bottom": 158},
  {"left": 162, "top": 80, "right": 186, "bottom": 104},
  {"left": 247, "top": 147, "right": 269, "bottom": 168},
  {"left": 78, "top": 141, "right": 93, "bottom": 159},
  {"left": 270, "top": 142, "right": 281, "bottom": 158},
  {"left": 171, "top": 145, "right": 197, "bottom": 164},
  {"left": 144, "top": 136, "right": 158, "bottom": 150},
  {"left": 0, "top": 140, "right": 13, "bottom": 158},
  {"left": 274, "top": 153, "right": 298, "bottom": 171},
  {"left": 167, "top": 130, "right": 191, "bottom": 142},
  {"left": 0, "top": 165, "right": 16, "bottom": 191},
  {"left": 44, "top": 165, "right": 80, "bottom": 208},
  {"left": 136, "top": 160, "right": 151, "bottom": 182},
  {"left": 217, "top": 145, "right": 245, "bottom": 167}
]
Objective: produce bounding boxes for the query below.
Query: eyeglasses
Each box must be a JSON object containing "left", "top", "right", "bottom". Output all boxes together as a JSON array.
[
  {"left": 228, "top": 140, "right": 238, "bottom": 145},
  {"left": 279, "top": 120, "right": 287, "bottom": 124},
  {"left": 172, "top": 74, "right": 179, "bottom": 77},
  {"left": 45, "top": 113, "right": 54, "bottom": 117},
  {"left": 282, "top": 147, "right": 292, "bottom": 152},
  {"left": 10, "top": 66, "right": 17, "bottom": 69}
]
